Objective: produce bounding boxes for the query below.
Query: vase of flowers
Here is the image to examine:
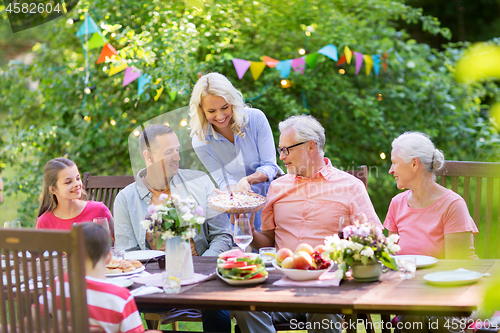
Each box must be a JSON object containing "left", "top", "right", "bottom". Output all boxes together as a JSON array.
[
  {"left": 141, "top": 193, "right": 206, "bottom": 280},
  {"left": 324, "top": 215, "right": 400, "bottom": 282}
]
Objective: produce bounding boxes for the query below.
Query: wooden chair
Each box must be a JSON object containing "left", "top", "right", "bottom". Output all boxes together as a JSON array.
[
  {"left": 82, "top": 172, "right": 135, "bottom": 213},
  {"left": 0, "top": 226, "right": 89, "bottom": 333},
  {"left": 435, "top": 161, "right": 500, "bottom": 259}
]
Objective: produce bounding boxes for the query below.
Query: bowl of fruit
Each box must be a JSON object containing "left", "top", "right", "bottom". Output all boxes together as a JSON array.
[
  {"left": 216, "top": 249, "right": 269, "bottom": 286},
  {"left": 272, "top": 243, "right": 333, "bottom": 281}
]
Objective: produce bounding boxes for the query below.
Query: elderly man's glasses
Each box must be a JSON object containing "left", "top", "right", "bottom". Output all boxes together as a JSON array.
[{"left": 276, "top": 141, "right": 307, "bottom": 156}]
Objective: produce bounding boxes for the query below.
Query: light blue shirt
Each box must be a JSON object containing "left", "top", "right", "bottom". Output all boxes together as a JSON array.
[
  {"left": 113, "top": 168, "right": 232, "bottom": 256},
  {"left": 192, "top": 108, "right": 280, "bottom": 198}
]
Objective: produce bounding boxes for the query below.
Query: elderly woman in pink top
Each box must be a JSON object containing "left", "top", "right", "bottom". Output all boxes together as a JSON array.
[{"left": 384, "top": 132, "right": 478, "bottom": 260}]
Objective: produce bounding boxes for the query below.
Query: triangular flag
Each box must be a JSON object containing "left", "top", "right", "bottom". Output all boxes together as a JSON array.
[
  {"left": 249, "top": 62, "right": 266, "bottom": 81},
  {"left": 169, "top": 90, "right": 177, "bottom": 101},
  {"left": 138, "top": 74, "right": 151, "bottom": 96},
  {"left": 97, "top": 43, "right": 117, "bottom": 64},
  {"left": 363, "top": 55, "right": 373, "bottom": 76},
  {"left": 337, "top": 54, "right": 346, "bottom": 66},
  {"left": 291, "top": 57, "right": 306, "bottom": 74},
  {"left": 318, "top": 45, "right": 338, "bottom": 61},
  {"left": 372, "top": 55, "right": 381, "bottom": 76},
  {"left": 305, "top": 53, "right": 319, "bottom": 69},
  {"left": 108, "top": 61, "right": 127, "bottom": 76},
  {"left": 263, "top": 55, "right": 280, "bottom": 68},
  {"left": 87, "top": 33, "right": 107, "bottom": 50},
  {"left": 154, "top": 86, "right": 164, "bottom": 101},
  {"left": 75, "top": 16, "right": 100, "bottom": 37},
  {"left": 344, "top": 46, "right": 353, "bottom": 64},
  {"left": 275, "top": 60, "right": 292, "bottom": 78},
  {"left": 354, "top": 52, "right": 364, "bottom": 75},
  {"left": 382, "top": 52, "right": 388, "bottom": 72},
  {"left": 232, "top": 59, "right": 251, "bottom": 79},
  {"left": 122, "top": 67, "right": 141, "bottom": 87}
]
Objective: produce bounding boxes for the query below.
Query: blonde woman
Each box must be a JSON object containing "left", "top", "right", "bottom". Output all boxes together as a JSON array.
[{"left": 189, "top": 73, "right": 280, "bottom": 231}]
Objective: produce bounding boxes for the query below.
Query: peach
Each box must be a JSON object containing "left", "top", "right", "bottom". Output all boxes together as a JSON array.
[
  {"left": 293, "top": 251, "right": 313, "bottom": 270},
  {"left": 313, "top": 244, "right": 327, "bottom": 254},
  {"left": 295, "top": 243, "right": 314, "bottom": 255},
  {"left": 276, "top": 248, "right": 294, "bottom": 267},
  {"left": 282, "top": 256, "right": 295, "bottom": 269}
]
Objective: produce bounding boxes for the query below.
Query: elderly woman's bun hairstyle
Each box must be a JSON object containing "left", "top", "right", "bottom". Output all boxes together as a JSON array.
[{"left": 391, "top": 132, "right": 444, "bottom": 173}]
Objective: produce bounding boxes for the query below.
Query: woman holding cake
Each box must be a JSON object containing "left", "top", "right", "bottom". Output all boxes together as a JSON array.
[
  {"left": 189, "top": 73, "right": 280, "bottom": 231},
  {"left": 36, "top": 157, "right": 114, "bottom": 237}
]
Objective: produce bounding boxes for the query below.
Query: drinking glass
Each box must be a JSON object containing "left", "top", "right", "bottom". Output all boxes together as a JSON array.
[
  {"left": 162, "top": 269, "right": 181, "bottom": 294},
  {"left": 233, "top": 217, "right": 253, "bottom": 252},
  {"left": 93, "top": 217, "right": 110, "bottom": 231},
  {"left": 259, "top": 247, "right": 276, "bottom": 264},
  {"left": 4, "top": 220, "right": 21, "bottom": 228},
  {"left": 338, "top": 215, "right": 354, "bottom": 239},
  {"left": 111, "top": 247, "right": 125, "bottom": 260},
  {"left": 398, "top": 256, "right": 417, "bottom": 279}
]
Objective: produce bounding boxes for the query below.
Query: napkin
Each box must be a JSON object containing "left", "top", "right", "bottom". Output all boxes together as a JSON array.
[
  {"left": 131, "top": 272, "right": 216, "bottom": 287},
  {"left": 130, "top": 285, "right": 163, "bottom": 296},
  {"left": 273, "top": 272, "right": 342, "bottom": 287}
]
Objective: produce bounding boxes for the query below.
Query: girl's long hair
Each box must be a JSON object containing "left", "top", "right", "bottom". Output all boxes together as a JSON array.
[{"left": 38, "top": 157, "right": 88, "bottom": 217}]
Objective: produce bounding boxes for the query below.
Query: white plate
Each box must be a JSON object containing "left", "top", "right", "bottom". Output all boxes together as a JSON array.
[
  {"left": 423, "top": 270, "right": 483, "bottom": 286},
  {"left": 124, "top": 250, "right": 164, "bottom": 262},
  {"left": 272, "top": 259, "right": 334, "bottom": 281},
  {"left": 105, "top": 265, "right": 145, "bottom": 277},
  {"left": 216, "top": 269, "right": 268, "bottom": 286},
  {"left": 107, "top": 278, "right": 133, "bottom": 288},
  {"left": 394, "top": 255, "right": 438, "bottom": 269}
]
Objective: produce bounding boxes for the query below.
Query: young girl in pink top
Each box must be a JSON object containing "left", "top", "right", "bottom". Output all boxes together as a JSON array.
[
  {"left": 36, "top": 158, "right": 114, "bottom": 237},
  {"left": 384, "top": 132, "right": 478, "bottom": 260}
]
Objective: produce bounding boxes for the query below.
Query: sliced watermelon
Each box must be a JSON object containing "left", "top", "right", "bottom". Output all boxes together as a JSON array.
[
  {"left": 219, "top": 249, "right": 245, "bottom": 260},
  {"left": 250, "top": 271, "right": 268, "bottom": 279},
  {"left": 217, "top": 261, "right": 248, "bottom": 269}
]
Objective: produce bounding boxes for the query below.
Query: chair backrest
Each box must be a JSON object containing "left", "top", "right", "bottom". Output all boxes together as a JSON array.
[
  {"left": 435, "top": 161, "right": 500, "bottom": 259},
  {"left": 0, "top": 225, "right": 89, "bottom": 333},
  {"left": 346, "top": 165, "right": 368, "bottom": 189},
  {"left": 82, "top": 172, "right": 135, "bottom": 212}
]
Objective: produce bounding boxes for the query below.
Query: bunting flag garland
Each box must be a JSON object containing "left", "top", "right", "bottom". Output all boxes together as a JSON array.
[
  {"left": 122, "top": 67, "right": 141, "bottom": 87},
  {"left": 344, "top": 46, "right": 353, "bottom": 65},
  {"left": 262, "top": 55, "right": 279, "bottom": 68},
  {"left": 75, "top": 16, "right": 100, "bottom": 37},
  {"left": 249, "top": 62, "right": 267, "bottom": 81},
  {"left": 382, "top": 52, "right": 389, "bottom": 72},
  {"left": 153, "top": 78, "right": 164, "bottom": 101},
  {"left": 291, "top": 57, "right": 306, "bottom": 74},
  {"left": 318, "top": 45, "right": 338, "bottom": 61},
  {"left": 138, "top": 74, "right": 151, "bottom": 96},
  {"left": 275, "top": 60, "right": 292, "bottom": 78},
  {"left": 87, "top": 33, "right": 107, "bottom": 50},
  {"left": 232, "top": 59, "right": 251, "bottom": 79},
  {"left": 305, "top": 53, "right": 319, "bottom": 69},
  {"left": 354, "top": 52, "right": 363, "bottom": 75},
  {"left": 337, "top": 54, "right": 347, "bottom": 66},
  {"left": 363, "top": 55, "right": 373, "bottom": 76},
  {"left": 108, "top": 60, "right": 127, "bottom": 76},
  {"left": 96, "top": 43, "right": 117, "bottom": 64},
  {"left": 372, "top": 54, "right": 381, "bottom": 76}
]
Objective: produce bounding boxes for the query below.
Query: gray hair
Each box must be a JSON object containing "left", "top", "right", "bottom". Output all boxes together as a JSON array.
[
  {"left": 279, "top": 115, "right": 325, "bottom": 156},
  {"left": 391, "top": 132, "right": 445, "bottom": 173}
]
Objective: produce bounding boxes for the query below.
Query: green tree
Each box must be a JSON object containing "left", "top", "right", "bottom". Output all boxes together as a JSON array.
[{"left": 1, "top": 0, "right": 499, "bottom": 226}]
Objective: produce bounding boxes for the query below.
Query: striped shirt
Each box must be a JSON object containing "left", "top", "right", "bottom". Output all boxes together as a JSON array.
[{"left": 40, "top": 275, "right": 144, "bottom": 333}]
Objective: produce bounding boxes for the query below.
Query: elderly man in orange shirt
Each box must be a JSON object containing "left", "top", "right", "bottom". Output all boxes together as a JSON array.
[{"left": 234, "top": 115, "right": 381, "bottom": 333}]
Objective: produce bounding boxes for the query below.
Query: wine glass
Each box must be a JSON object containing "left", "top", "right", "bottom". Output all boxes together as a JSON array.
[
  {"left": 93, "top": 217, "right": 110, "bottom": 231},
  {"left": 338, "top": 215, "right": 354, "bottom": 239},
  {"left": 4, "top": 220, "right": 21, "bottom": 228},
  {"left": 233, "top": 217, "right": 253, "bottom": 252}
]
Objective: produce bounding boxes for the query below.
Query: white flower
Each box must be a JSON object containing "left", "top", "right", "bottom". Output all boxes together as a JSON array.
[
  {"left": 387, "top": 234, "right": 400, "bottom": 245},
  {"left": 325, "top": 235, "right": 341, "bottom": 248},
  {"left": 185, "top": 228, "right": 196, "bottom": 239},
  {"left": 159, "top": 193, "right": 169, "bottom": 202},
  {"left": 334, "top": 267, "right": 344, "bottom": 280},
  {"left": 360, "top": 247, "right": 374, "bottom": 257},
  {"left": 353, "top": 253, "right": 362, "bottom": 261},
  {"left": 161, "top": 230, "right": 175, "bottom": 240},
  {"left": 151, "top": 212, "right": 159, "bottom": 222},
  {"left": 196, "top": 216, "right": 205, "bottom": 224},
  {"left": 140, "top": 220, "right": 151, "bottom": 229},
  {"left": 388, "top": 244, "right": 401, "bottom": 253},
  {"left": 353, "top": 243, "right": 364, "bottom": 252},
  {"left": 182, "top": 213, "right": 194, "bottom": 221}
]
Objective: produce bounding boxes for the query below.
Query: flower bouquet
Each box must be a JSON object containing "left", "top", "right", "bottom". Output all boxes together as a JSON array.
[
  {"left": 324, "top": 215, "right": 400, "bottom": 280},
  {"left": 140, "top": 193, "right": 206, "bottom": 250}
]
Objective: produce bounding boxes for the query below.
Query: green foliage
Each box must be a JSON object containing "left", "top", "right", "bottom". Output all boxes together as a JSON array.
[{"left": 1, "top": 0, "right": 499, "bottom": 226}]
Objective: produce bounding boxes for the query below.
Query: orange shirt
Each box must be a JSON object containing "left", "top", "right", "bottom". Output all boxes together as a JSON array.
[{"left": 261, "top": 158, "right": 381, "bottom": 251}]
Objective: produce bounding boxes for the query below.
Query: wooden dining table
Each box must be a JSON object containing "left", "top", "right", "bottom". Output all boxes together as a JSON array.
[{"left": 132, "top": 257, "right": 499, "bottom": 318}]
